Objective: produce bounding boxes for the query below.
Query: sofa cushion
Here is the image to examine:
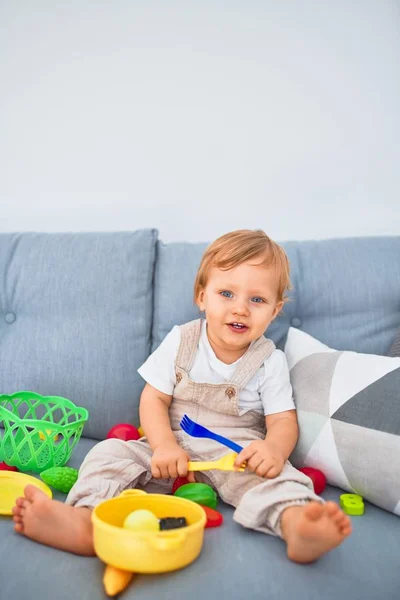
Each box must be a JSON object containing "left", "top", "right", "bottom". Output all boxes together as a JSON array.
[
  {"left": 1, "top": 438, "right": 399, "bottom": 600},
  {"left": 285, "top": 327, "right": 400, "bottom": 515},
  {"left": 152, "top": 236, "right": 400, "bottom": 355},
  {"left": 388, "top": 329, "right": 400, "bottom": 357},
  {"left": 0, "top": 231, "right": 157, "bottom": 440}
]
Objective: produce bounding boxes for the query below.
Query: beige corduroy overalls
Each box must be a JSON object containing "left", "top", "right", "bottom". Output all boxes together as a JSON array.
[{"left": 67, "top": 319, "right": 320, "bottom": 537}]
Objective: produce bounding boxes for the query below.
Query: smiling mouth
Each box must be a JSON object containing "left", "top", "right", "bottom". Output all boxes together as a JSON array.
[{"left": 227, "top": 322, "right": 249, "bottom": 333}]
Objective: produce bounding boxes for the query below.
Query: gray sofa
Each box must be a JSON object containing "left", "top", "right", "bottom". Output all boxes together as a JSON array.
[{"left": 1, "top": 230, "right": 399, "bottom": 600}]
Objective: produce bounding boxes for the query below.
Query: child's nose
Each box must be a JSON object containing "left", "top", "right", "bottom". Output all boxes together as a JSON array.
[{"left": 232, "top": 302, "right": 250, "bottom": 316}]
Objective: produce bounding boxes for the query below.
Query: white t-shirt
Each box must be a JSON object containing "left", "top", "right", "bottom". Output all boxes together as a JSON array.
[{"left": 138, "top": 321, "right": 295, "bottom": 416}]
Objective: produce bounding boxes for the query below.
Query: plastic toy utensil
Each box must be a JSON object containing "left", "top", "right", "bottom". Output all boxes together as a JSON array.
[
  {"left": 180, "top": 414, "right": 243, "bottom": 453},
  {"left": 188, "top": 453, "right": 245, "bottom": 472}
]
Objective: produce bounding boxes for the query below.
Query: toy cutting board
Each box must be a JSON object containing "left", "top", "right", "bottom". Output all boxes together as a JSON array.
[{"left": 0, "top": 471, "right": 52, "bottom": 515}]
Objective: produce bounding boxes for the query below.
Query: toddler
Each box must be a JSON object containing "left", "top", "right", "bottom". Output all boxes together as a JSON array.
[{"left": 12, "top": 229, "right": 351, "bottom": 563}]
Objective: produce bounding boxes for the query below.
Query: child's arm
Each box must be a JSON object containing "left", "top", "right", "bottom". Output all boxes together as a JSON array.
[
  {"left": 140, "top": 383, "right": 176, "bottom": 449},
  {"left": 234, "top": 409, "right": 299, "bottom": 478},
  {"left": 139, "top": 383, "right": 194, "bottom": 481},
  {"left": 264, "top": 410, "right": 299, "bottom": 462}
]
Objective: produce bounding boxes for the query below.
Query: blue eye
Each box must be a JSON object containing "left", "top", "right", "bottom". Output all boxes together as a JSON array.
[
  {"left": 220, "top": 291, "right": 233, "bottom": 298},
  {"left": 251, "top": 297, "right": 264, "bottom": 304}
]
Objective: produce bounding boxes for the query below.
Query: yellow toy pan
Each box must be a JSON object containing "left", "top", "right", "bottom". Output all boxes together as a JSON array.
[
  {"left": 0, "top": 471, "right": 53, "bottom": 515},
  {"left": 92, "top": 490, "right": 207, "bottom": 574}
]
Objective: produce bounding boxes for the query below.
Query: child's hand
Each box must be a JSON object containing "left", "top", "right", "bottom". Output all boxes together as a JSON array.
[
  {"left": 234, "top": 439, "right": 285, "bottom": 479},
  {"left": 151, "top": 441, "right": 195, "bottom": 481}
]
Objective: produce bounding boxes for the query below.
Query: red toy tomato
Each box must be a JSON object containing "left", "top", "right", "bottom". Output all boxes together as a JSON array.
[
  {"left": 106, "top": 423, "right": 141, "bottom": 442},
  {"left": 172, "top": 476, "right": 190, "bottom": 494},
  {"left": 299, "top": 467, "right": 327, "bottom": 495},
  {"left": 0, "top": 462, "right": 19, "bottom": 472},
  {"left": 200, "top": 505, "right": 223, "bottom": 528}
]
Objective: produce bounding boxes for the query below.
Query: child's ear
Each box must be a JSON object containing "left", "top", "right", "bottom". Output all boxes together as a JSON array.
[
  {"left": 197, "top": 289, "right": 205, "bottom": 312},
  {"left": 272, "top": 300, "right": 284, "bottom": 320}
]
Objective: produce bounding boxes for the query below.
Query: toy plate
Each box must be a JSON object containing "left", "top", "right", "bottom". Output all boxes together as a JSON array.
[{"left": 0, "top": 471, "right": 52, "bottom": 515}]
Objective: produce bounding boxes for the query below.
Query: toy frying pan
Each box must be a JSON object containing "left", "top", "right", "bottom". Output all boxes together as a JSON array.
[{"left": 0, "top": 471, "right": 52, "bottom": 515}]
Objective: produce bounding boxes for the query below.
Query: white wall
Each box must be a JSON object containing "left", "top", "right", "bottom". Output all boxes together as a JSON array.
[{"left": 1, "top": 1, "right": 399, "bottom": 243}]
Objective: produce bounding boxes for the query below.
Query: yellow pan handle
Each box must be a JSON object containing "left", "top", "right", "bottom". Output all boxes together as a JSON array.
[
  {"left": 148, "top": 532, "right": 186, "bottom": 551},
  {"left": 103, "top": 565, "right": 134, "bottom": 596},
  {"left": 119, "top": 490, "right": 147, "bottom": 498}
]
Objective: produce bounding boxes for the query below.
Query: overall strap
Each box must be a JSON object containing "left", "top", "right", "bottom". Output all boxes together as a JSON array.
[
  {"left": 175, "top": 319, "right": 202, "bottom": 373},
  {"left": 228, "top": 336, "right": 276, "bottom": 389}
]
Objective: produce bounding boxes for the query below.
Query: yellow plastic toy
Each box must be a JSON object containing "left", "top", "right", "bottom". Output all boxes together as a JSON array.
[
  {"left": 92, "top": 489, "right": 206, "bottom": 595},
  {"left": 103, "top": 566, "right": 134, "bottom": 596},
  {"left": 188, "top": 452, "right": 245, "bottom": 472},
  {"left": 340, "top": 493, "right": 365, "bottom": 515},
  {"left": 0, "top": 471, "right": 52, "bottom": 515},
  {"left": 39, "top": 430, "right": 59, "bottom": 442},
  {"left": 123, "top": 509, "right": 159, "bottom": 532}
]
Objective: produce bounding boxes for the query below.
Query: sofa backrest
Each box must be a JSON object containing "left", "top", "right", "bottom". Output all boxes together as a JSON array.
[
  {"left": 1, "top": 232, "right": 399, "bottom": 443},
  {"left": 153, "top": 236, "right": 400, "bottom": 357},
  {"left": 0, "top": 230, "right": 157, "bottom": 440}
]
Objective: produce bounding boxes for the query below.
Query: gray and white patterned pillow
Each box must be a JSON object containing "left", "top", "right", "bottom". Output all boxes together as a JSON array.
[
  {"left": 388, "top": 330, "right": 400, "bottom": 357},
  {"left": 284, "top": 327, "right": 400, "bottom": 516}
]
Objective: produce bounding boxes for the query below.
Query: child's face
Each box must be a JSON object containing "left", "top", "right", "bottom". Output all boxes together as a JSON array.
[{"left": 197, "top": 259, "right": 283, "bottom": 361}]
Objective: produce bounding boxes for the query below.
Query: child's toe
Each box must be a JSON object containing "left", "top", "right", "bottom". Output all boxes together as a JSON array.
[
  {"left": 333, "top": 511, "right": 347, "bottom": 526},
  {"left": 14, "top": 522, "right": 24, "bottom": 533},
  {"left": 325, "top": 501, "right": 340, "bottom": 517},
  {"left": 304, "top": 502, "right": 324, "bottom": 521},
  {"left": 12, "top": 504, "right": 24, "bottom": 517}
]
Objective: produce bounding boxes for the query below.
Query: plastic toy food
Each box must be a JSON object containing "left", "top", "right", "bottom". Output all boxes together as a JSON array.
[
  {"left": 159, "top": 517, "right": 187, "bottom": 530},
  {"left": 340, "top": 493, "right": 365, "bottom": 515},
  {"left": 0, "top": 462, "right": 19, "bottom": 472},
  {"left": 123, "top": 509, "right": 160, "bottom": 532},
  {"left": 299, "top": 467, "right": 327, "bottom": 495},
  {"left": 172, "top": 476, "right": 190, "bottom": 494},
  {"left": 200, "top": 505, "right": 223, "bottom": 528},
  {"left": 106, "top": 424, "right": 141, "bottom": 442},
  {"left": 174, "top": 482, "right": 218, "bottom": 509},
  {"left": 40, "top": 466, "right": 79, "bottom": 493}
]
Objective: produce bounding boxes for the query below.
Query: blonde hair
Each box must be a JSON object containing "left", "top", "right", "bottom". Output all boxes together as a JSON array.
[{"left": 194, "top": 229, "right": 292, "bottom": 306}]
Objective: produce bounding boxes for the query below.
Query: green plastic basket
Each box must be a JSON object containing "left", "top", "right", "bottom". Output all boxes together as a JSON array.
[{"left": 0, "top": 391, "right": 89, "bottom": 473}]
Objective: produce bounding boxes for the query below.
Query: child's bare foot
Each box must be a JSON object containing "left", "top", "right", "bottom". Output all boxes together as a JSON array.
[
  {"left": 12, "top": 485, "right": 95, "bottom": 556},
  {"left": 281, "top": 501, "right": 352, "bottom": 563}
]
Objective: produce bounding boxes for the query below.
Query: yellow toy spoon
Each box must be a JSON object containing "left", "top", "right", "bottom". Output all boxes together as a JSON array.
[{"left": 188, "top": 452, "right": 246, "bottom": 472}]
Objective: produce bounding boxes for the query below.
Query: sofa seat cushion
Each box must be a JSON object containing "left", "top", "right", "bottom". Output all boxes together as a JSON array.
[{"left": 0, "top": 435, "right": 399, "bottom": 600}]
